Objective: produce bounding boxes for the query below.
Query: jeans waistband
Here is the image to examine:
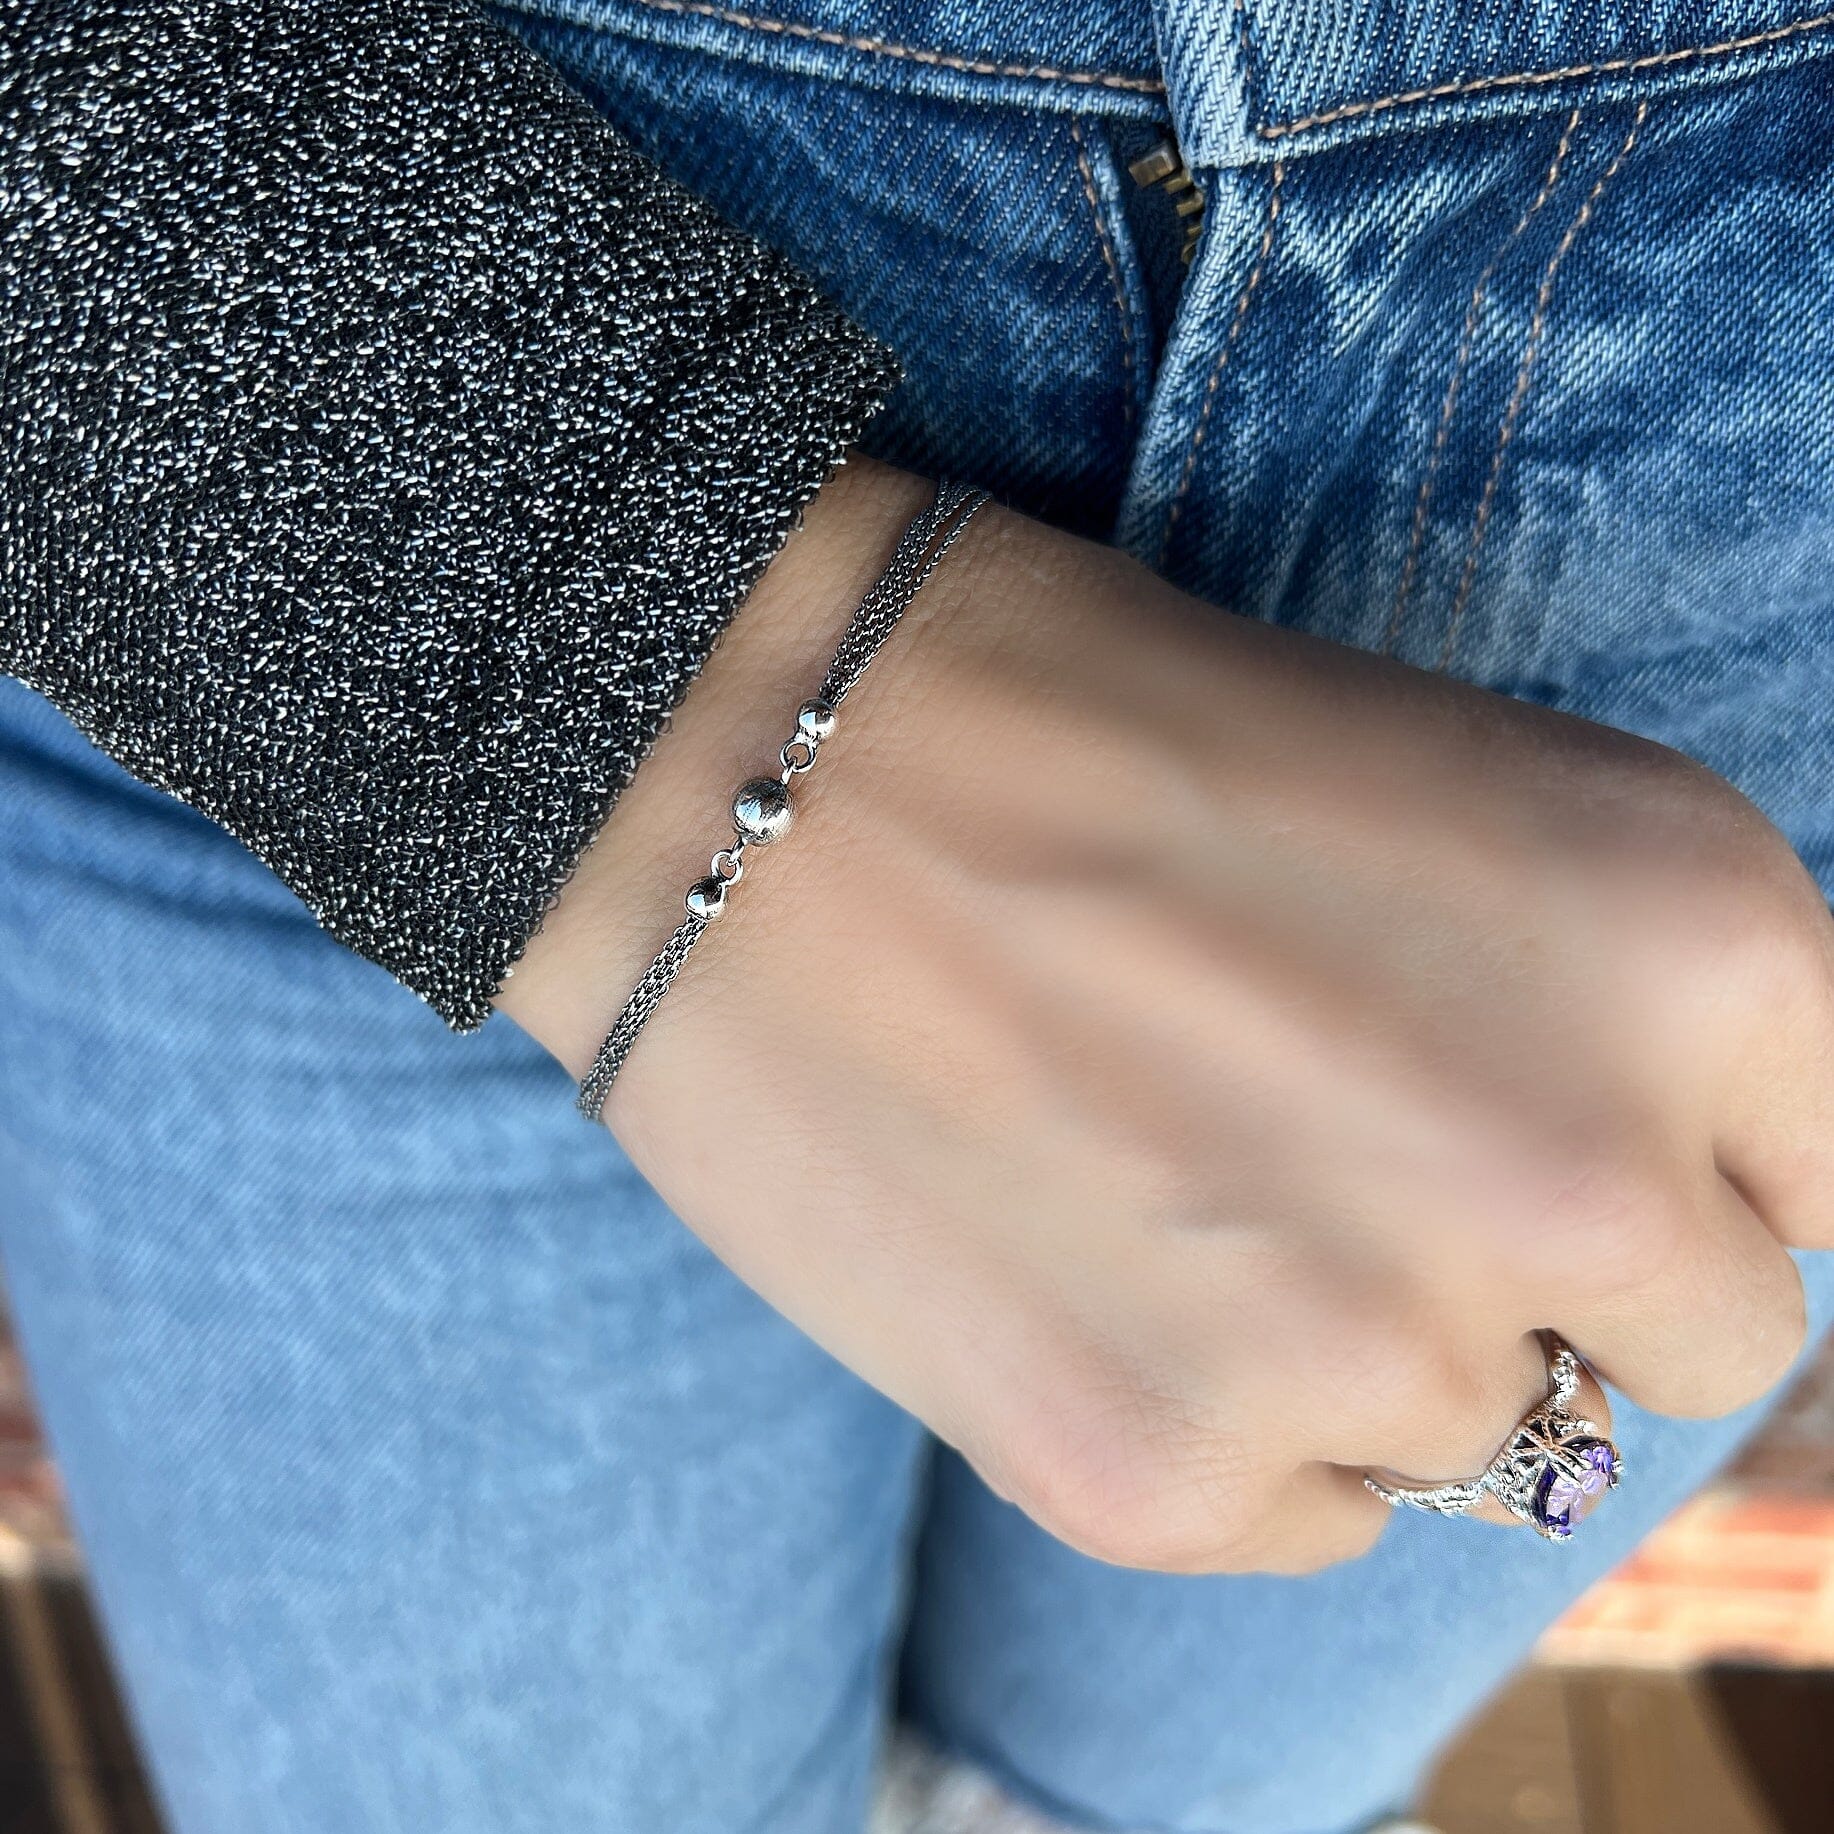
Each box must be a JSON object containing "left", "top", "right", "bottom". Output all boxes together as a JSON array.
[{"left": 502, "top": 1, "right": 1834, "bottom": 166}]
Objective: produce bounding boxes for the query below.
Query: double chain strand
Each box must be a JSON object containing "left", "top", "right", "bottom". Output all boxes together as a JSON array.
[{"left": 577, "top": 481, "right": 991, "bottom": 1120}]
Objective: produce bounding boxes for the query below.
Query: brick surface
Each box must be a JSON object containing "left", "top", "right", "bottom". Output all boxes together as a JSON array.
[
  {"left": 0, "top": 1321, "right": 67, "bottom": 1552},
  {"left": 1538, "top": 1341, "right": 1834, "bottom": 1672}
]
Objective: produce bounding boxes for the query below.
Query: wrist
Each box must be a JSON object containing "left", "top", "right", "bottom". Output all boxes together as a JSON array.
[{"left": 493, "top": 452, "right": 938, "bottom": 1076}]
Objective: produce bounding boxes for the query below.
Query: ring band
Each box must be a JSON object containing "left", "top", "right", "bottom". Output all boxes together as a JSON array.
[{"left": 1365, "top": 1333, "right": 1622, "bottom": 1541}]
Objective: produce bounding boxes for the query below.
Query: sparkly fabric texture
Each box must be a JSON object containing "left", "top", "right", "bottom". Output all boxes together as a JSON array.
[{"left": 0, "top": 0, "right": 897, "bottom": 1028}]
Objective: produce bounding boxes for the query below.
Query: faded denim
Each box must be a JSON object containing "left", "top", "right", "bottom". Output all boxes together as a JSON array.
[{"left": 4, "top": 4, "right": 1834, "bottom": 1833}]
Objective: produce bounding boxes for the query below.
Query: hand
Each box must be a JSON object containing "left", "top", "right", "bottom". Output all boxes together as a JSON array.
[{"left": 498, "top": 456, "right": 1834, "bottom": 1573}]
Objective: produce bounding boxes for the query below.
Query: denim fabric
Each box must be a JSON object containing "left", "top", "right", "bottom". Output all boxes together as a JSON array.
[
  {"left": 5, "top": 5, "right": 1834, "bottom": 1833},
  {"left": 1159, "top": 2, "right": 1834, "bottom": 160},
  {"left": 490, "top": 2, "right": 1167, "bottom": 111},
  {"left": 1132, "top": 64, "right": 1834, "bottom": 897},
  {"left": 495, "top": 8, "right": 1158, "bottom": 533}
]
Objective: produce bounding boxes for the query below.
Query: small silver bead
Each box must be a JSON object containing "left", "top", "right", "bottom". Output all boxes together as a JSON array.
[
  {"left": 732, "top": 775, "right": 795, "bottom": 844},
  {"left": 685, "top": 876, "right": 728, "bottom": 921},
  {"left": 796, "top": 698, "right": 838, "bottom": 743}
]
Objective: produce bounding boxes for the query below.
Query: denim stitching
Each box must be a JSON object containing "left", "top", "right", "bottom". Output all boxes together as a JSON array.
[
  {"left": 1438, "top": 104, "right": 1650, "bottom": 674},
  {"left": 1258, "top": 11, "right": 1831, "bottom": 138},
  {"left": 1232, "top": 0, "right": 1264, "bottom": 120},
  {"left": 1380, "top": 108, "right": 1581, "bottom": 658},
  {"left": 591, "top": 0, "right": 1167, "bottom": 93},
  {"left": 1158, "top": 160, "right": 1286, "bottom": 567},
  {"left": 1069, "top": 118, "right": 1137, "bottom": 444}
]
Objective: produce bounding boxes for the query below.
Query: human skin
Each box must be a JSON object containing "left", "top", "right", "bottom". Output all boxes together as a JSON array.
[{"left": 496, "top": 454, "right": 1834, "bottom": 1572}]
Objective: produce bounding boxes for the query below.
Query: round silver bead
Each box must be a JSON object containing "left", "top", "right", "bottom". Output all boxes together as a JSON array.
[
  {"left": 684, "top": 875, "right": 729, "bottom": 921},
  {"left": 796, "top": 698, "right": 838, "bottom": 743},
  {"left": 731, "top": 775, "right": 795, "bottom": 845}
]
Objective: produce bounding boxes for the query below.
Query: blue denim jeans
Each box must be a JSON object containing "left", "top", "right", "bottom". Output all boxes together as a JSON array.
[{"left": 5, "top": 6, "right": 1834, "bottom": 1833}]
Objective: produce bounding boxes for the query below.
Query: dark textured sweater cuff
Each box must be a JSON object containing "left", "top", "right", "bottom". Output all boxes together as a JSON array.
[{"left": 0, "top": 0, "right": 899, "bottom": 1028}]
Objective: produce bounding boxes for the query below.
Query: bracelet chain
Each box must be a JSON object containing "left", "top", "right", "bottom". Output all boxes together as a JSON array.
[{"left": 577, "top": 481, "right": 990, "bottom": 1119}]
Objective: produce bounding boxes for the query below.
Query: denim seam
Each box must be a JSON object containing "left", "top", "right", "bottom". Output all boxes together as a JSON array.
[
  {"left": 1256, "top": 9, "right": 1834, "bottom": 139},
  {"left": 1380, "top": 107, "right": 1582, "bottom": 659},
  {"left": 561, "top": 0, "right": 1167, "bottom": 94},
  {"left": 1068, "top": 118, "right": 1138, "bottom": 447},
  {"left": 1438, "top": 103, "right": 1651, "bottom": 674},
  {"left": 1157, "top": 160, "right": 1286, "bottom": 567},
  {"left": 1231, "top": 0, "right": 1264, "bottom": 121}
]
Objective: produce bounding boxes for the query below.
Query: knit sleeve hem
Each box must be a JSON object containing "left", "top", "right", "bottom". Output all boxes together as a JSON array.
[{"left": 0, "top": 0, "right": 899, "bottom": 1028}]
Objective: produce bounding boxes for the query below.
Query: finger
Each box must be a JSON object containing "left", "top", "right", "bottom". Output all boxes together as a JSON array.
[
  {"left": 1343, "top": 1327, "right": 1551, "bottom": 1488},
  {"left": 1215, "top": 1461, "right": 1393, "bottom": 1575},
  {"left": 1356, "top": 1338, "right": 1613, "bottom": 1531},
  {"left": 1721, "top": 1138, "right": 1834, "bottom": 1254},
  {"left": 1709, "top": 883, "right": 1834, "bottom": 1251},
  {"left": 1553, "top": 1166, "right": 1806, "bottom": 1418},
  {"left": 1461, "top": 1358, "right": 1613, "bottom": 1529}
]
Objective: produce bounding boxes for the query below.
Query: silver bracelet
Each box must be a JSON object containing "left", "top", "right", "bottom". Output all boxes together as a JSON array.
[{"left": 577, "top": 481, "right": 991, "bottom": 1120}]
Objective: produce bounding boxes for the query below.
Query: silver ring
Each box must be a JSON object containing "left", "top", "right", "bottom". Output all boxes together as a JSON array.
[{"left": 1365, "top": 1333, "right": 1622, "bottom": 1541}]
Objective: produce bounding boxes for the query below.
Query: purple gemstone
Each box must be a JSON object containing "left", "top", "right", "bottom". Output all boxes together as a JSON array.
[{"left": 1533, "top": 1440, "right": 1616, "bottom": 1539}]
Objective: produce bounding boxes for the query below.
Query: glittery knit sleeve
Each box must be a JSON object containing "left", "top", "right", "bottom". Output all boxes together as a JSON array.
[{"left": 0, "top": 0, "right": 898, "bottom": 1029}]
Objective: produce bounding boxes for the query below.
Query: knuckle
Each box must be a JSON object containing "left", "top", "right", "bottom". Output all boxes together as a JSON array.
[
  {"left": 1753, "top": 893, "right": 1834, "bottom": 1009},
  {"left": 1642, "top": 748, "right": 1770, "bottom": 852},
  {"left": 1533, "top": 1136, "right": 1692, "bottom": 1303},
  {"left": 1114, "top": 1516, "right": 1257, "bottom": 1576},
  {"left": 996, "top": 1378, "right": 1261, "bottom": 1573},
  {"left": 1340, "top": 1309, "right": 1466, "bottom": 1424},
  {"left": 1702, "top": 859, "right": 1831, "bottom": 991},
  {"left": 1747, "top": 1276, "right": 1811, "bottom": 1396},
  {"left": 1662, "top": 812, "right": 1830, "bottom": 995},
  {"left": 1674, "top": 1277, "right": 1808, "bottom": 1419},
  {"left": 1254, "top": 1267, "right": 1461, "bottom": 1448},
  {"left": 1591, "top": 758, "right": 1824, "bottom": 970},
  {"left": 1255, "top": 1504, "right": 1388, "bottom": 1577}
]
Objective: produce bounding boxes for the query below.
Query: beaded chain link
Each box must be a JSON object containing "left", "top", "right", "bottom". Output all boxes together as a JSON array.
[{"left": 577, "top": 481, "right": 991, "bottom": 1119}]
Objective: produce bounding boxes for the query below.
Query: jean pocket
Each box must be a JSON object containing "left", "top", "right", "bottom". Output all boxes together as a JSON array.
[
  {"left": 497, "top": 6, "right": 1166, "bottom": 531},
  {"left": 1169, "top": 1, "right": 1834, "bottom": 165},
  {"left": 491, "top": 0, "right": 1165, "bottom": 116}
]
